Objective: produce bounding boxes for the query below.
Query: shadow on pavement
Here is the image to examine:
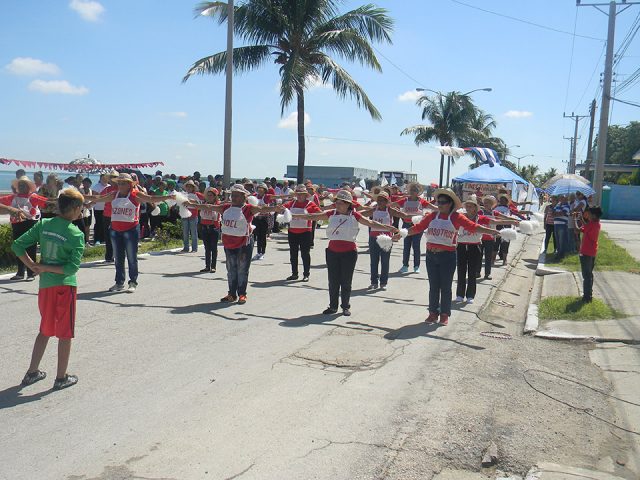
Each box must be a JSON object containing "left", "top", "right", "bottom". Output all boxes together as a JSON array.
[{"left": 0, "top": 384, "right": 53, "bottom": 410}]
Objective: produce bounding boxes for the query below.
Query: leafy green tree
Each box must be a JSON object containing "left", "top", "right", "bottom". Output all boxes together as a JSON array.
[{"left": 183, "top": 0, "right": 393, "bottom": 183}]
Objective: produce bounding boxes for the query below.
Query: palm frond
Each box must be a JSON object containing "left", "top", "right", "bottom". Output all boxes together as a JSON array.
[
  {"left": 317, "top": 4, "right": 393, "bottom": 44},
  {"left": 311, "top": 29, "right": 381, "bottom": 70},
  {"left": 182, "top": 45, "right": 272, "bottom": 82},
  {"left": 400, "top": 125, "right": 438, "bottom": 146}
]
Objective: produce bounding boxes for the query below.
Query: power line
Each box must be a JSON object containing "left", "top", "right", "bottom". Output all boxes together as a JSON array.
[
  {"left": 449, "top": 0, "right": 605, "bottom": 41},
  {"left": 573, "top": 42, "right": 607, "bottom": 111},
  {"left": 612, "top": 97, "right": 640, "bottom": 108},
  {"left": 372, "top": 46, "right": 426, "bottom": 89},
  {"left": 613, "top": 11, "right": 640, "bottom": 68}
]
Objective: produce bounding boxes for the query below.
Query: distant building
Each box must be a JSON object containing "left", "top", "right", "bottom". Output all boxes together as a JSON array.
[
  {"left": 379, "top": 171, "right": 418, "bottom": 185},
  {"left": 286, "top": 165, "right": 378, "bottom": 188}
]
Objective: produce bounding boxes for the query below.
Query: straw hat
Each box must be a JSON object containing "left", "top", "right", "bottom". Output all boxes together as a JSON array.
[
  {"left": 294, "top": 184, "right": 308, "bottom": 194},
  {"left": 482, "top": 195, "right": 498, "bottom": 208},
  {"left": 376, "top": 191, "right": 390, "bottom": 201},
  {"left": 115, "top": 173, "right": 135, "bottom": 184},
  {"left": 230, "top": 184, "right": 250, "bottom": 196},
  {"left": 184, "top": 180, "right": 196, "bottom": 188},
  {"left": 108, "top": 169, "right": 119, "bottom": 177},
  {"left": 257, "top": 182, "right": 268, "bottom": 191},
  {"left": 204, "top": 187, "right": 219, "bottom": 195},
  {"left": 434, "top": 188, "right": 462, "bottom": 210},
  {"left": 407, "top": 182, "right": 423, "bottom": 194},
  {"left": 12, "top": 176, "right": 36, "bottom": 194},
  {"left": 334, "top": 190, "right": 354, "bottom": 204},
  {"left": 463, "top": 194, "right": 480, "bottom": 208}
]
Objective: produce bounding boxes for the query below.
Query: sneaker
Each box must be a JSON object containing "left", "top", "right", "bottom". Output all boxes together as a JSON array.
[
  {"left": 25, "top": 275, "right": 36, "bottom": 282},
  {"left": 425, "top": 312, "right": 438, "bottom": 324},
  {"left": 53, "top": 374, "right": 78, "bottom": 391},
  {"left": 259, "top": 253, "right": 265, "bottom": 260},
  {"left": 287, "top": 274, "right": 299, "bottom": 281},
  {"left": 413, "top": 266, "right": 420, "bottom": 273},
  {"left": 190, "top": 249, "right": 198, "bottom": 253},
  {"left": 238, "top": 295, "right": 247, "bottom": 305},
  {"left": 211, "top": 268, "right": 216, "bottom": 273},
  {"left": 484, "top": 275, "right": 492, "bottom": 280},
  {"left": 368, "top": 284, "right": 378, "bottom": 290},
  {"left": 455, "top": 296, "right": 464, "bottom": 303},
  {"left": 380, "top": 284, "right": 387, "bottom": 291},
  {"left": 180, "top": 248, "right": 189, "bottom": 253},
  {"left": 10, "top": 274, "right": 25, "bottom": 281},
  {"left": 220, "top": 294, "right": 237, "bottom": 303},
  {"left": 323, "top": 307, "right": 338, "bottom": 315},
  {"left": 466, "top": 298, "right": 474, "bottom": 304},
  {"left": 21, "top": 370, "right": 46, "bottom": 387},
  {"left": 200, "top": 267, "right": 211, "bottom": 273},
  {"left": 398, "top": 266, "right": 409, "bottom": 273},
  {"left": 108, "top": 283, "right": 125, "bottom": 292},
  {"left": 342, "top": 308, "right": 352, "bottom": 316},
  {"left": 252, "top": 254, "right": 262, "bottom": 261},
  {"left": 127, "top": 281, "right": 137, "bottom": 293},
  {"left": 302, "top": 275, "right": 310, "bottom": 282},
  {"left": 439, "top": 314, "right": 449, "bottom": 326}
]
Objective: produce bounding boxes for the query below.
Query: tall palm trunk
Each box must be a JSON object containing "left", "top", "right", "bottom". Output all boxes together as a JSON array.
[
  {"left": 446, "top": 156, "right": 452, "bottom": 187},
  {"left": 296, "top": 87, "right": 306, "bottom": 184},
  {"left": 438, "top": 153, "right": 445, "bottom": 188}
]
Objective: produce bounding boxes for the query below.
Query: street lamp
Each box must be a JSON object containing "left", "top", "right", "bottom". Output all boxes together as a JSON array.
[
  {"left": 415, "top": 87, "right": 492, "bottom": 96},
  {"left": 505, "top": 153, "right": 534, "bottom": 169}
]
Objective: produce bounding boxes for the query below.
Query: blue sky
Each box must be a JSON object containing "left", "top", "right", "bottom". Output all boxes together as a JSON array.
[{"left": 1, "top": 0, "right": 638, "bottom": 183}]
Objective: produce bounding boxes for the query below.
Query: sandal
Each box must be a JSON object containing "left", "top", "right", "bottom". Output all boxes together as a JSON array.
[
  {"left": 21, "top": 370, "right": 46, "bottom": 386},
  {"left": 53, "top": 374, "right": 78, "bottom": 391}
]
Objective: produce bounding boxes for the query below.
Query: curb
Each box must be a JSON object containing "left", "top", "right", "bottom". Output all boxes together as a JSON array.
[{"left": 535, "top": 235, "right": 564, "bottom": 276}]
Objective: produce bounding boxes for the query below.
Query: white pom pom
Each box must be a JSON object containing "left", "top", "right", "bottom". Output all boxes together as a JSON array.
[
  {"left": 353, "top": 187, "right": 363, "bottom": 197},
  {"left": 174, "top": 192, "right": 189, "bottom": 205},
  {"left": 412, "top": 215, "right": 423, "bottom": 225},
  {"left": 399, "top": 228, "right": 409, "bottom": 238},
  {"left": 376, "top": 234, "right": 393, "bottom": 252},
  {"left": 532, "top": 212, "right": 544, "bottom": 222},
  {"left": 519, "top": 220, "right": 534, "bottom": 235},
  {"left": 530, "top": 220, "right": 540, "bottom": 231},
  {"left": 247, "top": 195, "right": 259, "bottom": 206},
  {"left": 282, "top": 208, "right": 292, "bottom": 224},
  {"left": 500, "top": 228, "right": 517, "bottom": 242},
  {"left": 250, "top": 224, "right": 256, "bottom": 232},
  {"left": 150, "top": 206, "right": 160, "bottom": 216}
]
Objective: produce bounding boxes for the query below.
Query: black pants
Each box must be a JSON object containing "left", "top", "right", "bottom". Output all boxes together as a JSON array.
[
  {"left": 139, "top": 212, "right": 150, "bottom": 239},
  {"left": 456, "top": 243, "right": 482, "bottom": 299},
  {"left": 288, "top": 231, "right": 312, "bottom": 276},
  {"left": 479, "top": 238, "right": 494, "bottom": 277},
  {"left": 494, "top": 237, "right": 510, "bottom": 259},
  {"left": 252, "top": 216, "right": 269, "bottom": 254},
  {"left": 200, "top": 224, "right": 219, "bottom": 269},
  {"left": 310, "top": 221, "right": 317, "bottom": 247},
  {"left": 103, "top": 216, "right": 113, "bottom": 261},
  {"left": 544, "top": 223, "right": 556, "bottom": 252},
  {"left": 12, "top": 220, "right": 37, "bottom": 276},
  {"left": 94, "top": 210, "right": 105, "bottom": 243},
  {"left": 326, "top": 248, "right": 357, "bottom": 310},
  {"left": 580, "top": 255, "right": 596, "bottom": 301}
]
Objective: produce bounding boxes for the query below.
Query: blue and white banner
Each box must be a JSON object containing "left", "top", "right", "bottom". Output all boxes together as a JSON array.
[{"left": 467, "top": 147, "right": 501, "bottom": 167}]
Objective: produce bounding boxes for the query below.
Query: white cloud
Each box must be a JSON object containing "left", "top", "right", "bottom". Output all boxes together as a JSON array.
[
  {"left": 397, "top": 90, "right": 423, "bottom": 103},
  {"left": 278, "top": 112, "right": 310, "bottom": 130},
  {"left": 186, "top": 142, "right": 196, "bottom": 148},
  {"left": 69, "top": 0, "right": 105, "bottom": 22},
  {"left": 5, "top": 57, "right": 60, "bottom": 76},
  {"left": 28, "top": 79, "right": 89, "bottom": 95},
  {"left": 504, "top": 110, "right": 533, "bottom": 119},
  {"left": 165, "top": 111, "right": 188, "bottom": 118}
]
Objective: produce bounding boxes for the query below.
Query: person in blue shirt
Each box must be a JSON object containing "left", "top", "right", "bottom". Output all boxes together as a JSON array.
[{"left": 552, "top": 195, "right": 571, "bottom": 260}]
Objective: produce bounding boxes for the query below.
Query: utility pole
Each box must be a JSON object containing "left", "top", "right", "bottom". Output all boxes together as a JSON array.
[
  {"left": 564, "top": 136, "right": 579, "bottom": 173},
  {"left": 577, "top": 0, "right": 640, "bottom": 203},
  {"left": 223, "top": 0, "right": 234, "bottom": 188},
  {"left": 583, "top": 99, "right": 597, "bottom": 180},
  {"left": 563, "top": 112, "right": 589, "bottom": 174}
]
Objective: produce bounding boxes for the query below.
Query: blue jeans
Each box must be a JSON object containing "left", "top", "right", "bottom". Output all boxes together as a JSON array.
[
  {"left": 567, "top": 227, "right": 576, "bottom": 253},
  {"left": 425, "top": 250, "right": 457, "bottom": 316},
  {"left": 369, "top": 236, "right": 391, "bottom": 286},
  {"left": 182, "top": 217, "right": 199, "bottom": 251},
  {"left": 554, "top": 223, "right": 569, "bottom": 258},
  {"left": 580, "top": 255, "right": 596, "bottom": 301},
  {"left": 224, "top": 237, "right": 254, "bottom": 297},
  {"left": 402, "top": 221, "right": 421, "bottom": 267},
  {"left": 110, "top": 225, "right": 139, "bottom": 285}
]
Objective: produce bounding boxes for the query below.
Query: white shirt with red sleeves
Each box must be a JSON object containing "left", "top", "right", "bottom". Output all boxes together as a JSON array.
[
  {"left": 283, "top": 200, "right": 321, "bottom": 233},
  {"left": 221, "top": 203, "right": 254, "bottom": 249}
]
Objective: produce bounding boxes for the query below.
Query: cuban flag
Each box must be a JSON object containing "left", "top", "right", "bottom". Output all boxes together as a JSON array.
[{"left": 467, "top": 147, "right": 501, "bottom": 167}]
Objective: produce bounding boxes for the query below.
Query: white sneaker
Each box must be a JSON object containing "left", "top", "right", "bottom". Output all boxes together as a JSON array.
[
  {"left": 398, "top": 266, "right": 409, "bottom": 273},
  {"left": 455, "top": 296, "right": 464, "bottom": 302},
  {"left": 259, "top": 253, "right": 265, "bottom": 260},
  {"left": 466, "top": 298, "right": 474, "bottom": 304},
  {"left": 252, "top": 254, "right": 262, "bottom": 261},
  {"left": 368, "top": 284, "right": 378, "bottom": 290},
  {"left": 127, "top": 281, "right": 137, "bottom": 293},
  {"left": 413, "top": 266, "right": 420, "bottom": 273},
  {"left": 109, "top": 283, "right": 125, "bottom": 292},
  {"left": 380, "top": 284, "right": 387, "bottom": 291}
]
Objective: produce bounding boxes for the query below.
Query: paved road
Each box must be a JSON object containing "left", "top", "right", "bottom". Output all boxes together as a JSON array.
[{"left": 0, "top": 229, "right": 632, "bottom": 479}]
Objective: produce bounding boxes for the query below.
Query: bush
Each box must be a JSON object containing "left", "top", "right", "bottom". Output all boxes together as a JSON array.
[
  {"left": 617, "top": 175, "right": 631, "bottom": 185},
  {"left": 0, "top": 224, "right": 17, "bottom": 267},
  {"left": 155, "top": 221, "right": 183, "bottom": 246}
]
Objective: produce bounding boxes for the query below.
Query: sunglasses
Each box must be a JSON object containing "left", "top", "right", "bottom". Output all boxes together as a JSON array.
[{"left": 437, "top": 199, "right": 451, "bottom": 205}]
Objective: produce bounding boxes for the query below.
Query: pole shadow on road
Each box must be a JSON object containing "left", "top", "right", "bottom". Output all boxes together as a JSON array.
[
  {"left": 248, "top": 312, "right": 374, "bottom": 332},
  {"left": 0, "top": 384, "right": 53, "bottom": 410},
  {"left": 0, "top": 285, "right": 37, "bottom": 297},
  {"left": 347, "top": 320, "right": 486, "bottom": 351}
]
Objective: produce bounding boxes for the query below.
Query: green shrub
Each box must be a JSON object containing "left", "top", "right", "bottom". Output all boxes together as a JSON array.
[
  {"left": 155, "top": 221, "right": 183, "bottom": 246},
  {"left": 0, "top": 224, "right": 17, "bottom": 267}
]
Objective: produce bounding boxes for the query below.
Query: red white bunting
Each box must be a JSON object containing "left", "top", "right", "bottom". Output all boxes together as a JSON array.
[{"left": 0, "top": 158, "right": 164, "bottom": 172}]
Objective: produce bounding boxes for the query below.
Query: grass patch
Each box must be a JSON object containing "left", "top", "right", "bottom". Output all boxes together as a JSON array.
[
  {"left": 538, "top": 296, "right": 626, "bottom": 321},
  {"left": 0, "top": 239, "right": 185, "bottom": 274},
  {"left": 545, "top": 231, "right": 640, "bottom": 273}
]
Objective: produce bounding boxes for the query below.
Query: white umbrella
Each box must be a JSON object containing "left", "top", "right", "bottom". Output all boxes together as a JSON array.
[{"left": 543, "top": 173, "right": 589, "bottom": 188}]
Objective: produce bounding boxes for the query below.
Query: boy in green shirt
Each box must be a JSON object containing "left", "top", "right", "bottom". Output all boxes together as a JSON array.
[{"left": 12, "top": 189, "right": 86, "bottom": 390}]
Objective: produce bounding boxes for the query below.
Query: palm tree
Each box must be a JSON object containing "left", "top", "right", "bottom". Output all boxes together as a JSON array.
[
  {"left": 183, "top": 0, "right": 393, "bottom": 184},
  {"left": 401, "top": 92, "right": 477, "bottom": 187}
]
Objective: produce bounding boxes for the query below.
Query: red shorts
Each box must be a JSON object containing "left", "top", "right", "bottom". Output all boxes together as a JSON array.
[{"left": 38, "top": 286, "right": 77, "bottom": 339}]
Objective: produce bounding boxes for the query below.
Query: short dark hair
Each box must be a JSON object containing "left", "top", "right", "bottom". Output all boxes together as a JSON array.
[
  {"left": 588, "top": 206, "right": 603, "bottom": 218},
  {"left": 58, "top": 189, "right": 84, "bottom": 214}
]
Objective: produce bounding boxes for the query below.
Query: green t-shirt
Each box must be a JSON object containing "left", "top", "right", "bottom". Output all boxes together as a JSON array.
[
  {"left": 12, "top": 217, "right": 85, "bottom": 289},
  {"left": 153, "top": 189, "right": 169, "bottom": 216}
]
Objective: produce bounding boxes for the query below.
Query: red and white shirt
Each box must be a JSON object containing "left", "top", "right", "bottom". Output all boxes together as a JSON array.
[
  {"left": 221, "top": 204, "right": 254, "bottom": 249},
  {"left": 200, "top": 202, "right": 221, "bottom": 228},
  {"left": 0, "top": 193, "right": 47, "bottom": 224},
  {"left": 325, "top": 209, "right": 362, "bottom": 252},
  {"left": 369, "top": 207, "right": 392, "bottom": 238},
  {"left": 187, "top": 192, "right": 205, "bottom": 218},
  {"left": 110, "top": 191, "right": 141, "bottom": 232},
  {"left": 283, "top": 200, "right": 322, "bottom": 233},
  {"left": 458, "top": 215, "right": 490, "bottom": 245},
  {"left": 413, "top": 211, "right": 479, "bottom": 251},
  {"left": 479, "top": 208, "right": 497, "bottom": 241},
  {"left": 102, "top": 185, "right": 119, "bottom": 218},
  {"left": 395, "top": 197, "right": 431, "bottom": 223}
]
